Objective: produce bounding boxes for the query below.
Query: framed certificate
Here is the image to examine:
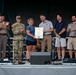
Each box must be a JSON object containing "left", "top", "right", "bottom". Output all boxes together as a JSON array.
[{"left": 35, "top": 27, "right": 43, "bottom": 39}]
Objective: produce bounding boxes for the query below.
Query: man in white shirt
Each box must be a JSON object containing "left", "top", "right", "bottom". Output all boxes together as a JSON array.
[{"left": 39, "top": 14, "right": 53, "bottom": 52}]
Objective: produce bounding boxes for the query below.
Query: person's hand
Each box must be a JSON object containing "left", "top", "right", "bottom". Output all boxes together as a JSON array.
[
  {"left": 33, "top": 36, "right": 37, "bottom": 39},
  {"left": 6, "top": 22, "right": 9, "bottom": 26},
  {"left": 20, "top": 28, "right": 24, "bottom": 33},
  {"left": 43, "top": 30, "right": 47, "bottom": 32},
  {"left": 68, "top": 25, "right": 71, "bottom": 29},
  {"left": 3, "top": 21, "right": 5, "bottom": 24},
  {"left": 56, "top": 34, "right": 60, "bottom": 38},
  {"left": 43, "top": 30, "right": 46, "bottom": 32}
]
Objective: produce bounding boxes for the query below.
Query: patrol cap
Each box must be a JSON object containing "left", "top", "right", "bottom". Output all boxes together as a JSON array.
[{"left": 16, "top": 15, "right": 21, "bottom": 19}]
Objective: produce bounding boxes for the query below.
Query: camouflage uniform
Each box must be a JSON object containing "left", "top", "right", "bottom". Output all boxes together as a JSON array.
[{"left": 12, "top": 17, "right": 25, "bottom": 64}]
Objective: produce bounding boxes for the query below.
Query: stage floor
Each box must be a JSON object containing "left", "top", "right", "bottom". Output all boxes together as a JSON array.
[
  {"left": 0, "top": 63, "right": 76, "bottom": 67},
  {"left": 0, "top": 63, "right": 76, "bottom": 75}
]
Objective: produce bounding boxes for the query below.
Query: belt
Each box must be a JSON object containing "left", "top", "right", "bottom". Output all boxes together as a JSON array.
[
  {"left": 0, "top": 34, "right": 7, "bottom": 35},
  {"left": 70, "top": 36, "right": 76, "bottom": 38},
  {"left": 43, "top": 34, "right": 51, "bottom": 36}
]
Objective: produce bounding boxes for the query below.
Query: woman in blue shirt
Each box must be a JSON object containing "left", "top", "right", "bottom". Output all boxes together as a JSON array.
[{"left": 25, "top": 18, "right": 37, "bottom": 63}]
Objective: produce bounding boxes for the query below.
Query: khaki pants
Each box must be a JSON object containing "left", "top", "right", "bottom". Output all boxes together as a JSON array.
[
  {"left": 41, "top": 35, "right": 52, "bottom": 52},
  {"left": 67, "top": 37, "right": 76, "bottom": 50},
  {"left": 0, "top": 35, "right": 7, "bottom": 59}
]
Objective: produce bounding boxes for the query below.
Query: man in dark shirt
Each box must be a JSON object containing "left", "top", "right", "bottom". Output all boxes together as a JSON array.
[{"left": 54, "top": 14, "right": 67, "bottom": 61}]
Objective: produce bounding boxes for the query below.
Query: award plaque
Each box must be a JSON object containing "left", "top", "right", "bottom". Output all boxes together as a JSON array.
[{"left": 35, "top": 27, "right": 43, "bottom": 39}]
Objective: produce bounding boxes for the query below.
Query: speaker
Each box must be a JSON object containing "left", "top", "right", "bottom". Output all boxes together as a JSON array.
[
  {"left": 30, "top": 52, "right": 51, "bottom": 65},
  {"left": 63, "top": 58, "right": 76, "bottom": 63}
]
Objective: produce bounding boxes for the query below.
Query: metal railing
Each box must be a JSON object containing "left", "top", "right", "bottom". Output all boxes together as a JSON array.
[{"left": 6, "top": 37, "right": 71, "bottom": 61}]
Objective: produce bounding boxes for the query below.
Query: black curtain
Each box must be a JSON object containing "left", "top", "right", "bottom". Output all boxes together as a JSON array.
[
  {"left": 1, "top": 0, "right": 76, "bottom": 36},
  {"left": 0, "top": 0, "right": 4, "bottom": 14}
]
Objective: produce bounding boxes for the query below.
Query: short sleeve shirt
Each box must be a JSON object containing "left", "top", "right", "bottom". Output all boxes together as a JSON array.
[
  {"left": 54, "top": 20, "right": 67, "bottom": 38},
  {"left": 25, "top": 25, "right": 36, "bottom": 42},
  {"left": 39, "top": 20, "right": 53, "bottom": 35},
  {"left": 68, "top": 23, "right": 76, "bottom": 37}
]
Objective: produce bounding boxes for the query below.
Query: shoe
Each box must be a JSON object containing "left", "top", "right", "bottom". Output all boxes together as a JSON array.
[
  {"left": 3, "top": 58, "right": 9, "bottom": 61},
  {"left": 18, "top": 62, "right": 25, "bottom": 64},
  {"left": 25, "top": 60, "right": 30, "bottom": 65},
  {"left": 57, "top": 59, "right": 62, "bottom": 61},
  {"left": 13, "top": 61, "right": 18, "bottom": 65},
  {"left": 63, "top": 58, "right": 69, "bottom": 63},
  {"left": 57, "top": 58, "right": 64, "bottom": 63}
]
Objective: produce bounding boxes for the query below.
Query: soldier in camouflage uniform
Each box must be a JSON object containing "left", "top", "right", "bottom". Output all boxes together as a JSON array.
[{"left": 12, "top": 15, "right": 25, "bottom": 64}]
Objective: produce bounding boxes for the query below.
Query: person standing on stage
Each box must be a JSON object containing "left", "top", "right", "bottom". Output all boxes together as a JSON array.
[
  {"left": 12, "top": 15, "right": 25, "bottom": 64},
  {"left": 54, "top": 14, "right": 67, "bottom": 61},
  {"left": 39, "top": 14, "right": 53, "bottom": 52},
  {"left": 25, "top": 18, "right": 37, "bottom": 64},
  {"left": 0, "top": 15, "right": 9, "bottom": 61},
  {"left": 67, "top": 15, "right": 76, "bottom": 58}
]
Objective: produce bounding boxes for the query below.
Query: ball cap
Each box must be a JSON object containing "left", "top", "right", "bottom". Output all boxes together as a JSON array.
[{"left": 16, "top": 15, "right": 21, "bottom": 19}]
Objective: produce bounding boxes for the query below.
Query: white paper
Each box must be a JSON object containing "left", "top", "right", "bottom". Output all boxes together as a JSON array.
[{"left": 35, "top": 27, "right": 43, "bottom": 39}]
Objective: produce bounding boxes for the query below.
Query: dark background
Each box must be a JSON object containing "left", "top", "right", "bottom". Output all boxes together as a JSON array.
[
  {"left": 0, "top": 0, "right": 76, "bottom": 59},
  {"left": 0, "top": 0, "right": 76, "bottom": 36}
]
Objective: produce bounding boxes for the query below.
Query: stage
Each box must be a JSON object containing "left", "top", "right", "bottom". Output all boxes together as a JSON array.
[{"left": 0, "top": 63, "right": 76, "bottom": 75}]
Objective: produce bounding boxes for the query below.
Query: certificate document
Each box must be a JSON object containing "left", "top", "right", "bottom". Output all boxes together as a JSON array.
[{"left": 35, "top": 27, "right": 43, "bottom": 39}]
